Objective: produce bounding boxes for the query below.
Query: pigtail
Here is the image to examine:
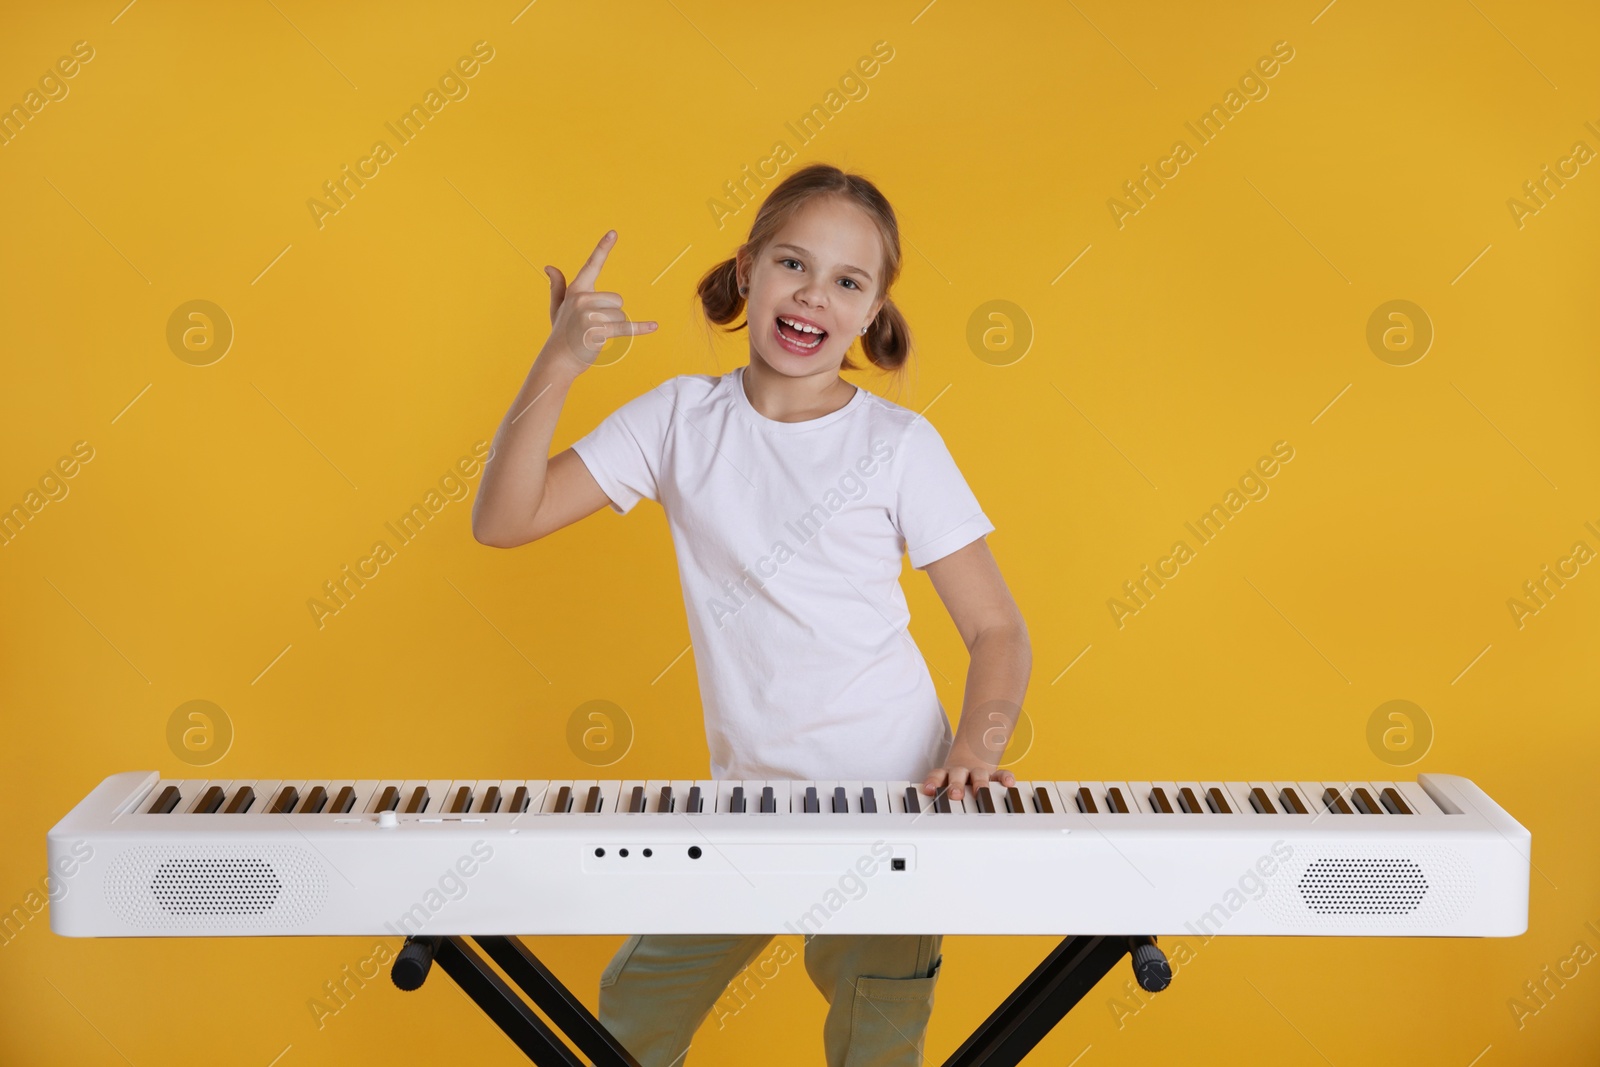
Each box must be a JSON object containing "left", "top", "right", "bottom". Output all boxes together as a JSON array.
[
  {"left": 854, "top": 298, "right": 912, "bottom": 373},
  {"left": 696, "top": 255, "right": 746, "bottom": 329}
]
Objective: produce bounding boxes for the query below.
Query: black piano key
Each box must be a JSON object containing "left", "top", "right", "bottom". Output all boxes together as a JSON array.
[
  {"left": 584, "top": 785, "right": 603, "bottom": 813},
  {"left": 405, "top": 786, "right": 430, "bottom": 814},
  {"left": 555, "top": 786, "right": 574, "bottom": 813},
  {"left": 224, "top": 786, "right": 256, "bottom": 814},
  {"left": 269, "top": 786, "right": 299, "bottom": 814},
  {"left": 194, "top": 786, "right": 226, "bottom": 814},
  {"left": 1105, "top": 787, "right": 1128, "bottom": 814},
  {"left": 149, "top": 785, "right": 182, "bottom": 814},
  {"left": 1177, "top": 787, "right": 1202, "bottom": 814},
  {"left": 804, "top": 786, "right": 819, "bottom": 813},
  {"left": 861, "top": 787, "right": 877, "bottom": 814},
  {"left": 1033, "top": 787, "right": 1054, "bottom": 814},
  {"left": 935, "top": 788, "right": 951, "bottom": 814},
  {"left": 628, "top": 786, "right": 645, "bottom": 813},
  {"left": 1205, "top": 787, "right": 1231, "bottom": 814},
  {"left": 904, "top": 786, "right": 922, "bottom": 813},
  {"left": 1379, "top": 787, "right": 1413, "bottom": 815},
  {"left": 509, "top": 786, "right": 530, "bottom": 813},
  {"left": 1148, "top": 788, "right": 1174, "bottom": 813},
  {"left": 1278, "top": 787, "right": 1308, "bottom": 814},
  {"left": 760, "top": 785, "right": 776, "bottom": 813},
  {"left": 1075, "top": 787, "right": 1097, "bottom": 814},
  {"left": 1005, "top": 786, "right": 1023, "bottom": 813},
  {"left": 1248, "top": 787, "right": 1276, "bottom": 814},
  {"left": 1351, "top": 787, "right": 1384, "bottom": 815},
  {"left": 374, "top": 786, "right": 400, "bottom": 813},
  {"left": 687, "top": 786, "right": 703, "bottom": 813},
  {"left": 449, "top": 786, "right": 474, "bottom": 813},
  {"left": 975, "top": 787, "right": 996, "bottom": 814},
  {"left": 1322, "top": 787, "right": 1353, "bottom": 814},
  {"left": 480, "top": 786, "right": 503, "bottom": 813},
  {"left": 731, "top": 786, "right": 747, "bottom": 813},
  {"left": 833, "top": 786, "right": 848, "bottom": 813},
  {"left": 300, "top": 786, "right": 330, "bottom": 813},
  {"left": 659, "top": 786, "right": 674, "bottom": 813},
  {"left": 330, "top": 786, "right": 355, "bottom": 814}
]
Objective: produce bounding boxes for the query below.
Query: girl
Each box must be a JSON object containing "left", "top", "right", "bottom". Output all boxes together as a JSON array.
[{"left": 472, "top": 163, "right": 1032, "bottom": 1067}]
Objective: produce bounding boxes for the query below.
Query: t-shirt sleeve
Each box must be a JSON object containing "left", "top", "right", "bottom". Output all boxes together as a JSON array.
[
  {"left": 569, "top": 378, "right": 677, "bottom": 516},
  {"left": 894, "top": 418, "right": 995, "bottom": 569}
]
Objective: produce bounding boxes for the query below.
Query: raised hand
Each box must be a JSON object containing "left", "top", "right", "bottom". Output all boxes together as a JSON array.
[{"left": 542, "top": 230, "right": 658, "bottom": 377}]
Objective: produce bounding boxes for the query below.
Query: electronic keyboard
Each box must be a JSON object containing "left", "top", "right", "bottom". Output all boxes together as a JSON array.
[{"left": 48, "top": 771, "right": 1529, "bottom": 939}]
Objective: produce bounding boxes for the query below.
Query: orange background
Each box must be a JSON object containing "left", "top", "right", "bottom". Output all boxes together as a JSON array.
[{"left": 2, "top": 1, "right": 1597, "bottom": 1064}]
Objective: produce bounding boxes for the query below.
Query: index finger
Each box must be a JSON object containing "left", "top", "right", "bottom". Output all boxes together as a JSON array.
[{"left": 570, "top": 229, "right": 617, "bottom": 292}]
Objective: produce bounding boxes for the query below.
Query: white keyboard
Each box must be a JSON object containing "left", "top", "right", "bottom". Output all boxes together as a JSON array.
[{"left": 47, "top": 770, "right": 1530, "bottom": 939}]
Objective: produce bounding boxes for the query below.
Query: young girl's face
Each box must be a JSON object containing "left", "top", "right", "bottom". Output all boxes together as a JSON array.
[{"left": 741, "top": 196, "right": 885, "bottom": 378}]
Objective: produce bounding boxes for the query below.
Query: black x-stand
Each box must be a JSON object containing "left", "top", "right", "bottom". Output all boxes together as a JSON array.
[{"left": 392, "top": 932, "right": 1171, "bottom": 1066}]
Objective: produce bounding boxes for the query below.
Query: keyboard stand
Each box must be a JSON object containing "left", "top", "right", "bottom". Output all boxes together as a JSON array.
[
  {"left": 393, "top": 935, "right": 642, "bottom": 1067},
  {"left": 941, "top": 934, "right": 1170, "bottom": 1066},
  {"left": 394, "top": 932, "right": 1168, "bottom": 1067}
]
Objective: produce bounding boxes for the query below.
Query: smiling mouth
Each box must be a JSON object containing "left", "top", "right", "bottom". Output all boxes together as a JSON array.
[{"left": 775, "top": 316, "right": 827, "bottom": 349}]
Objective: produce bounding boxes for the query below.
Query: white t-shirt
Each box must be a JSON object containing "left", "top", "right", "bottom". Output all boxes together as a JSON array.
[{"left": 570, "top": 364, "right": 994, "bottom": 782}]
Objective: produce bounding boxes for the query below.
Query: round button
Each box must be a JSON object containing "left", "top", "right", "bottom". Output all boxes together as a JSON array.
[{"left": 378, "top": 810, "right": 398, "bottom": 829}]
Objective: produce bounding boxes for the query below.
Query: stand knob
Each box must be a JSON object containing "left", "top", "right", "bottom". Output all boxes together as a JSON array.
[
  {"left": 1128, "top": 936, "right": 1171, "bottom": 992},
  {"left": 392, "top": 936, "right": 438, "bottom": 991}
]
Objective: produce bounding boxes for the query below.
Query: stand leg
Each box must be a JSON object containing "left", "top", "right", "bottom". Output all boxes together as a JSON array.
[
  {"left": 941, "top": 935, "right": 1143, "bottom": 1067},
  {"left": 477, "top": 936, "right": 641, "bottom": 1067},
  {"left": 429, "top": 937, "right": 585, "bottom": 1066}
]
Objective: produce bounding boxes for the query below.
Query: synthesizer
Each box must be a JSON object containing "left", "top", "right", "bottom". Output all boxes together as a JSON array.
[{"left": 47, "top": 771, "right": 1529, "bottom": 940}]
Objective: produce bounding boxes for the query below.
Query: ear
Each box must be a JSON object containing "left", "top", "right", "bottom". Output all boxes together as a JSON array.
[{"left": 734, "top": 246, "right": 749, "bottom": 291}]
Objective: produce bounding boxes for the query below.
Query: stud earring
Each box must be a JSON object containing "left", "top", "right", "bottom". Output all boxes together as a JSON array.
[{"left": 738, "top": 285, "right": 746, "bottom": 295}]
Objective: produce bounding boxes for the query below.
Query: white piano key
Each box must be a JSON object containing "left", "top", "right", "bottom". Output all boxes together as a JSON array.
[
  {"left": 437, "top": 780, "right": 474, "bottom": 815},
  {"left": 251, "top": 780, "right": 293, "bottom": 816},
  {"left": 1392, "top": 779, "right": 1443, "bottom": 815},
  {"left": 668, "top": 780, "right": 695, "bottom": 814},
  {"left": 184, "top": 780, "right": 229, "bottom": 813},
  {"left": 1199, "top": 780, "right": 1236, "bottom": 815},
  {"left": 615, "top": 780, "right": 646, "bottom": 814},
  {"left": 642, "top": 780, "right": 673, "bottom": 813},
  {"left": 1107, "top": 780, "right": 1145, "bottom": 812},
  {"left": 1029, "top": 781, "right": 1065, "bottom": 814},
  {"left": 566, "top": 779, "right": 596, "bottom": 813},
  {"left": 397, "top": 779, "right": 432, "bottom": 814},
  {"left": 1146, "top": 781, "right": 1181, "bottom": 814},
  {"left": 363, "top": 780, "right": 402, "bottom": 814},
  {"left": 1370, "top": 779, "right": 1426, "bottom": 816},
  {"left": 756, "top": 781, "right": 786, "bottom": 814},
  {"left": 1172, "top": 781, "right": 1210, "bottom": 815},
  {"left": 1295, "top": 781, "right": 1330, "bottom": 816},
  {"left": 1243, "top": 781, "right": 1278, "bottom": 814},
  {"left": 790, "top": 780, "right": 823, "bottom": 813},
  {"left": 518, "top": 781, "right": 552, "bottom": 814},
  {"left": 1268, "top": 781, "right": 1309, "bottom": 814},
  {"left": 1221, "top": 781, "right": 1258, "bottom": 815},
  {"left": 714, "top": 780, "right": 744, "bottom": 813},
  {"left": 1318, "top": 781, "right": 1357, "bottom": 815},
  {"left": 889, "top": 781, "right": 926, "bottom": 813},
  {"left": 544, "top": 780, "right": 577, "bottom": 813}
]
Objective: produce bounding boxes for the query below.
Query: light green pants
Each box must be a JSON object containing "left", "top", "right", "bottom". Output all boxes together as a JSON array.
[{"left": 598, "top": 933, "right": 944, "bottom": 1067}]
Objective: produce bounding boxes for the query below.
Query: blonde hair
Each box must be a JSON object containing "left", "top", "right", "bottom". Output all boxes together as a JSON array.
[{"left": 695, "top": 162, "right": 911, "bottom": 375}]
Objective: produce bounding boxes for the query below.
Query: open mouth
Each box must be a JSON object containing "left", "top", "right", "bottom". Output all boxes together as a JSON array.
[{"left": 774, "top": 315, "right": 827, "bottom": 352}]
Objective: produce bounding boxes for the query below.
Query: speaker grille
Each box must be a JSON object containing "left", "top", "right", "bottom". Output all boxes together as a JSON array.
[
  {"left": 1261, "top": 845, "right": 1473, "bottom": 929},
  {"left": 105, "top": 846, "right": 329, "bottom": 930},
  {"left": 1299, "top": 857, "right": 1427, "bottom": 914}
]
